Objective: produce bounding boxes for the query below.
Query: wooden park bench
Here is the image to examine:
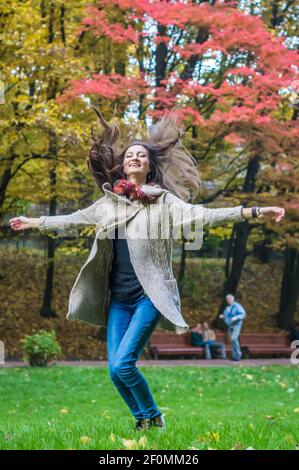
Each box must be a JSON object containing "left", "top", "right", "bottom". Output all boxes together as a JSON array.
[
  {"left": 148, "top": 330, "right": 206, "bottom": 360},
  {"left": 237, "top": 332, "right": 291, "bottom": 358},
  {"left": 148, "top": 330, "right": 291, "bottom": 360}
]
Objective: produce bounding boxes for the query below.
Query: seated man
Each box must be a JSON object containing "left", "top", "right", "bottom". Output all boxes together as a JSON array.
[{"left": 202, "top": 322, "right": 227, "bottom": 359}]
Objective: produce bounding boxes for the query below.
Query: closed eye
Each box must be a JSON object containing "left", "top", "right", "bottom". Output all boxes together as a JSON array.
[{"left": 125, "top": 152, "right": 146, "bottom": 158}]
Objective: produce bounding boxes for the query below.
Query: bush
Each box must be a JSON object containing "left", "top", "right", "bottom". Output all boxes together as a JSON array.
[{"left": 21, "top": 329, "right": 62, "bottom": 367}]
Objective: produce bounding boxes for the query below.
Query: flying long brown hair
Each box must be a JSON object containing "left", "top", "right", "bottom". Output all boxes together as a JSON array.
[{"left": 87, "top": 106, "right": 202, "bottom": 202}]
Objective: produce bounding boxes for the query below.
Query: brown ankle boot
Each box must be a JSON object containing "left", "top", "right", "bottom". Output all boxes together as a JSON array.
[
  {"left": 135, "top": 418, "right": 152, "bottom": 431},
  {"left": 150, "top": 414, "right": 166, "bottom": 430}
]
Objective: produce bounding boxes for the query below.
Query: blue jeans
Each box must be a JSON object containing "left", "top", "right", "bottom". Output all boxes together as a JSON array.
[
  {"left": 204, "top": 340, "right": 227, "bottom": 359},
  {"left": 107, "top": 294, "right": 162, "bottom": 420},
  {"left": 229, "top": 322, "right": 243, "bottom": 360}
]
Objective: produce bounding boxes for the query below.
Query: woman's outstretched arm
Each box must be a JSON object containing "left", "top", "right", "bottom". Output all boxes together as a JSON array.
[
  {"left": 164, "top": 192, "right": 285, "bottom": 229},
  {"left": 9, "top": 197, "right": 106, "bottom": 233}
]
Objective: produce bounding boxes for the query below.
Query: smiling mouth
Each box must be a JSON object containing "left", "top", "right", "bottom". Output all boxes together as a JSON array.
[{"left": 129, "top": 163, "right": 141, "bottom": 167}]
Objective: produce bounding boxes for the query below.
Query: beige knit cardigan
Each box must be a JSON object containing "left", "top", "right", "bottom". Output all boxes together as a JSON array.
[{"left": 38, "top": 182, "right": 245, "bottom": 340}]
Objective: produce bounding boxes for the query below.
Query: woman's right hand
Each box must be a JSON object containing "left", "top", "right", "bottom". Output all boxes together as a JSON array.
[{"left": 9, "top": 216, "right": 39, "bottom": 231}]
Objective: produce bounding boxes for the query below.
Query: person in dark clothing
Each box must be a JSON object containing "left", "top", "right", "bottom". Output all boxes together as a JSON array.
[
  {"left": 191, "top": 322, "right": 226, "bottom": 359},
  {"left": 289, "top": 324, "right": 299, "bottom": 342},
  {"left": 191, "top": 323, "right": 205, "bottom": 346}
]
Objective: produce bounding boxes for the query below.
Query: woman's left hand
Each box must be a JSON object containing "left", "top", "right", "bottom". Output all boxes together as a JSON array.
[{"left": 258, "top": 207, "right": 285, "bottom": 223}]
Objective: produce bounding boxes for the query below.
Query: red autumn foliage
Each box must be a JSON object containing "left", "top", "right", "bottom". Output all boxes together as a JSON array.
[{"left": 57, "top": 0, "right": 299, "bottom": 208}]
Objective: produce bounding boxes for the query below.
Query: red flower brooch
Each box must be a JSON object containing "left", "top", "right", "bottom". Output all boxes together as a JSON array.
[{"left": 112, "top": 178, "right": 161, "bottom": 203}]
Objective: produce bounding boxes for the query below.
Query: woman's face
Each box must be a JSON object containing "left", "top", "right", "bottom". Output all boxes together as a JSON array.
[{"left": 123, "top": 144, "right": 150, "bottom": 181}]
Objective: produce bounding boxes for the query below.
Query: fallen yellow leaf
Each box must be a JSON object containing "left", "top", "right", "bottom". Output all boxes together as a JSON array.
[
  {"left": 208, "top": 431, "right": 220, "bottom": 442},
  {"left": 121, "top": 438, "right": 138, "bottom": 449},
  {"left": 245, "top": 374, "right": 253, "bottom": 380},
  {"left": 138, "top": 436, "right": 148, "bottom": 447}
]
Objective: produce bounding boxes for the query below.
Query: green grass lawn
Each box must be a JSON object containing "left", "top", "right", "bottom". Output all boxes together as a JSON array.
[{"left": 0, "top": 365, "right": 298, "bottom": 450}]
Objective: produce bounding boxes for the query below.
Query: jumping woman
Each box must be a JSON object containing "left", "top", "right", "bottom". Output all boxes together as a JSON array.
[{"left": 9, "top": 108, "right": 285, "bottom": 432}]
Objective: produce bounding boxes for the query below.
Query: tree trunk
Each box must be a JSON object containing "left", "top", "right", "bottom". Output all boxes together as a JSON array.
[
  {"left": 40, "top": 234, "right": 58, "bottom": 318},
  {"left": 155, "top": 23, "right": 167, "bottom": 88},
  {"left": 212, "top": 155, "right": 260, "bottom": 328},
  {"left": 40, "top": 4, "right": 60, "bottom": 318},
  {"left": 40, "top": 132, "right": 59, "bottom": 319},
  {"left": 276, "top": 247, "right": 299, "bottom": 330},
  {"left": 178, "top": 240, "right": 187, "bottom": 296}
]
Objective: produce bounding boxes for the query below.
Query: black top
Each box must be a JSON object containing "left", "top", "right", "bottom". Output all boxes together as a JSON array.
[
  {"left": 108, "top": 226, "right": 145, "bottom": 304},
  {"left": 191, "top": 331, "right": 205, "bottom": 346}
]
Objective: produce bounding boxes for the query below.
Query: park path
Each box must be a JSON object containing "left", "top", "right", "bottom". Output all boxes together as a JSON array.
[{"left": 0, "top": 358, "right": 294, "bottom": 368}]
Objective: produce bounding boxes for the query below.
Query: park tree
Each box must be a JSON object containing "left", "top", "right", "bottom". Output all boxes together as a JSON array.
[{"left": 0, "top": 0, "right": 118, "bottom": 317}]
